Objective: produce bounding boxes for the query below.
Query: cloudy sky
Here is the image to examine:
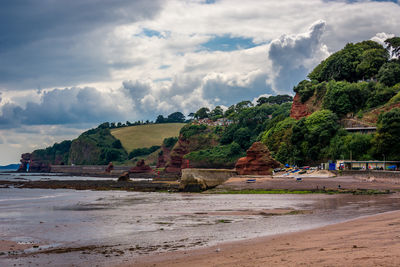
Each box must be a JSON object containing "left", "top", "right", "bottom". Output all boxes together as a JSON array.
[{"left": 0, "top": 0, "right": 399, "bottom": 165}]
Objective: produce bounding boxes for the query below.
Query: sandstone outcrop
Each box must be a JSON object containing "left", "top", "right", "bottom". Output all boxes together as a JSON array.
[
  {"left": 235, "top": 142, "right": 281, "bottom": 175},
  {"left": 129, "top": 159, "right": 153, "bottom": 173},
  {"left": 17, "top": 153, "right": 51, "bottom": 172},
  {"left": 290, "top": 93, "right": 312, "bottom": 120},
  {"left": 165, "top": 139, "right": 190, "bottom": 173},
  {"left": 157, "top": 145, "right": 172, "bottom": 168}
]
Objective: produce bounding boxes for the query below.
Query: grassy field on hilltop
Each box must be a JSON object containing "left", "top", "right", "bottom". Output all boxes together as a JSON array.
[{"left": 111, "top": 123, "right": 185, "bottom": 152}]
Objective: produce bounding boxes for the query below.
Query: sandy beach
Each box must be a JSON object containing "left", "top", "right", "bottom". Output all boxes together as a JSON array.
[{"left": 128, "top": 210, "right": 400, "bottom": 267}]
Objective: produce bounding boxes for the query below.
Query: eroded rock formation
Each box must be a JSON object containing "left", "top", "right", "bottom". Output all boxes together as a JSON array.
[
  {"left": 157, "top": 145, "right": 172, "bottom": 168},
  {"left": 17, "top": 153, "right": 51, "bottom": 172},
  {"left": 235, "top": 142, "right": 281, "bottom": 175},
  {"left": 130, "top": 159, "right": 153, "bottom": 173}
]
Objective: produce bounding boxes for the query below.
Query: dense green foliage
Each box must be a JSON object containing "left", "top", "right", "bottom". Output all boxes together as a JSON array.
[
  {"left": 69, "top": 126, "right": 128, "bottom": 165},
  {"left": 377, "top": 60, "right": 400, "bottom": 86},
  {"left": 156, "top": 112, "right": 186, "bottom": 123},
  {"left": 180, "top": 124, "right": 208, "bottom": 139},
  {"left": 262, "top": 37, "right": 400, "bottom": 165},
  {"left": 308, "top": 41, "right": 388, "bottom": 82},
  {"left": 31, "top": 140, "right": 72, "bottom": 165},
  {"left": 128, "top": 145, "right": 161, "bottom": 159},
  {"left": 163, "top": 137, "right": 178, "bottom": 148},
  {"left": 372, "top": 108, "right": 400, "bottom": 160},
  {"left": 184, "top": 142, "right": 244, "bottom": 168},
  {"left": 256, "top": 95, "right": 293, "bottom": 106}
]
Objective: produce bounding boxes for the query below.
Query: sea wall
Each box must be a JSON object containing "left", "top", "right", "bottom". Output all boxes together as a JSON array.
[
  {"left": 50, "top": 165, "right": 131, "bottom": 175},
  {"left": 180, "top": 168, "right": 237, "bottom": 191}
]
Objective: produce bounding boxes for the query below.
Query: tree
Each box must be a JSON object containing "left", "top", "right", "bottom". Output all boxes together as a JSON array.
[
  {"left": 194, "top": 107, "right": 210, "bottom": 119},
  {"left": 356, "top": 48, "right": 389, "bottom": 80},
  {"left": 308, "top": 40, "right": 386, "bottom": 82},
  {"left": 155, "top": 115, "right": 165, "bottom": 123},
  {"left": 167, "top": 111, "right": 185, "bottom": 123},
  {"left": 256, "top": 95, "right": 293, "bottom": 106},
  {"left": 210, "top": 106, "right": 224, "bottom": 120},
  {"left": 385, "top": 37, "right": 400, "bottom": 58},
  {"left": 235, "top": 100, "right": 253, "bottom": 112},
  {"left": 322, "top": 81, "right": 369, "bottom": 117},
  {"left": 372, "top": 108, "right": 400, "bottom": 159},
  {"left": 377, "top": 61, "right": 400, "bottom": 86},
  {"left": 98, "top": 122, "right": 110, "bottom": 129}
]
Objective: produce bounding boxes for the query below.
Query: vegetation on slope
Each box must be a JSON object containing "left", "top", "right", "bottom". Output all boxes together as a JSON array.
[
  {"left": 263, "top": 37, "right": 400, "bottom": 164},
  {"left": 69, "top": 126, "right": 127, "bottom": 165}
]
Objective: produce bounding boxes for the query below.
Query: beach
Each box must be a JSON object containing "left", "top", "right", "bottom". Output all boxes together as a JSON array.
[
  {"left": 128, "top": 210, "right": 400, "bottom": 267},
  {"left": 1, "top": 173, "right": 400, "bottom": 266}
]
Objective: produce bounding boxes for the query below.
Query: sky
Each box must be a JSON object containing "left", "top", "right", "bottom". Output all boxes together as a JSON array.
[{"left": 0, "top": 0, "right": 399, "bottom": 165}]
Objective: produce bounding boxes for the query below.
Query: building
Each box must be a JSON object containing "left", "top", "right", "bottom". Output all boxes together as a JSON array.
[
  {"left": 344, "top": 127, "right": 377, "bottom": 134},
  {"left": 335, "top": 160, "right": 400, "bottom": 171}
]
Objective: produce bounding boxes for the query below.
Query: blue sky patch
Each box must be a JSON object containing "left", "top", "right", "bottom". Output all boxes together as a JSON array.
[
  {"left": 201, "top": 35, "right": 257, "bottom": 52},
  {"left": 159, "top": 65, "right": 170, "bottom": 69},
  {"left": 141, "top": 28, "right": 163, "bottom": 38},
  {"left": 154, "top": 77, "right": 172, "bottom": 82}
]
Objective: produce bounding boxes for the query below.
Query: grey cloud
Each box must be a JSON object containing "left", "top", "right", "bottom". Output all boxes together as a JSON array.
[
  {"left": 268, "top": 20, "right": 327, "bottom": 92},
  {"left": 0, "top": 87, "right": 127, "bottom": 128},
  {"left": 0, "top": 0, "right": 162, "bottom": 90},
  {"left": 123, "top": 80, "right": 151, "bottom": 101}
]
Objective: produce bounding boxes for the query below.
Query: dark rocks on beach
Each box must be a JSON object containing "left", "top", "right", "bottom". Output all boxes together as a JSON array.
[
  {"left": 235, "top": 142, "right": 281, "bottom": 175},
  {"left": 118, "top": 172, "right": 130, "bottom": 181}
]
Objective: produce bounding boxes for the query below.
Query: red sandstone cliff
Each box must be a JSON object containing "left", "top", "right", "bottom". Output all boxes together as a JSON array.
[
  {"left": 235, "top": 142, "right": 281, "bottom": 175},
  {"left": 290, "top": 93, "right": 312, "bottom": 120}
]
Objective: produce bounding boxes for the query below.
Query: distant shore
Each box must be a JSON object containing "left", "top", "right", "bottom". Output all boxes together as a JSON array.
[
  {"left": 2, "top": 174, "right": 400, "bottom": 193},
  {"left": 124, "top": 209, "right": 400, "bottom": 267}
]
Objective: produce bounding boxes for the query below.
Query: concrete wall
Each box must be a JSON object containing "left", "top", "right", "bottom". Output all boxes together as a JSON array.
[{"left": 180, "top": 168, "right": 237, "bottom": 190}]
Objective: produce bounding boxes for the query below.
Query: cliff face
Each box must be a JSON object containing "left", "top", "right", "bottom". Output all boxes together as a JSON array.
[
  {"left": 17, "top": 153, "right": 51, "bottom": 172},
  {"left": 68, "top": 138, "right": 101, "bottom": 165},
  {"left": 164, "top": 129, "right": 219, "bottom": 173},
  {"left": 157, "top": 145, "right": 172, "bottom": 168},
  {"left": 235, "top": 142, "right": 281, "bottom": 175},
  {"left": 18, "top": 127, "right": 127, "bottom": 170},
  {"left": 290, "top": 93, "right": 312, "bottom": 120}
]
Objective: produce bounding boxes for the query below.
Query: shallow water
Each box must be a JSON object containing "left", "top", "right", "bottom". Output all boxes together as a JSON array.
[{"left": 1, "top": 188, "right": 400, "bottom": 266}]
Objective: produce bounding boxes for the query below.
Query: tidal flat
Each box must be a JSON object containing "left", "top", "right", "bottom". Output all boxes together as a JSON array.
[{"left": 1, "top": 185, "right": 400, "bottom": 266}]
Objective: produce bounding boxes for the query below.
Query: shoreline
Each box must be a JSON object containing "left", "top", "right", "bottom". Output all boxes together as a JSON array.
[{"left": 124, "top": 209, "right": 400, "bottom": 267}]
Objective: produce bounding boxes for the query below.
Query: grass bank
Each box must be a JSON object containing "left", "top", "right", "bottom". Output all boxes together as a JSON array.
[{"left": 111, "top": 123, "right": 185, "bottom": 152}]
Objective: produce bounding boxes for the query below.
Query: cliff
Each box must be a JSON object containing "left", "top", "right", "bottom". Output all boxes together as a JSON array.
[
  {"left": 235, "top": 142, "right": 281, "bottom": 175},
  {"left": 164, "top": 125, "right": 220, "bottom": 173}
]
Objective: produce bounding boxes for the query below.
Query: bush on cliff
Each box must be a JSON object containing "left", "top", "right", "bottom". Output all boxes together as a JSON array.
[
  {"left": 31, "top": 140, "right": 72, "bottom": 165},
  {"left": 184, "top": 142, "right": 245, "bottom": 168},
  {"left": 128, "top": 145, "right": 161, "bottom": 159},
  {"left": 69, "top": 126, "right": 128, "bottom": 165}
]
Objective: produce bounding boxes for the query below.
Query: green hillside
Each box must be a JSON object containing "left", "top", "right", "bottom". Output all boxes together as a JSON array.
[{"left": 111, "top": 123, "right": 185, "bottom": 152}]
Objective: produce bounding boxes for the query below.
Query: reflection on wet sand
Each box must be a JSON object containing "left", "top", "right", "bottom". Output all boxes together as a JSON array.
[{"left": 0, "top": 188, "right": 399, "bottom": 266}]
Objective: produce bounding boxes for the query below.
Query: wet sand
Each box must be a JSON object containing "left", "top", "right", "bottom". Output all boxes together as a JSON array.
[
  {"left": 128, "top": 210, "right": 400, "bottom": 267},
  {"left": 216, "top": 175, "right": 400, "bottom": 191}
]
